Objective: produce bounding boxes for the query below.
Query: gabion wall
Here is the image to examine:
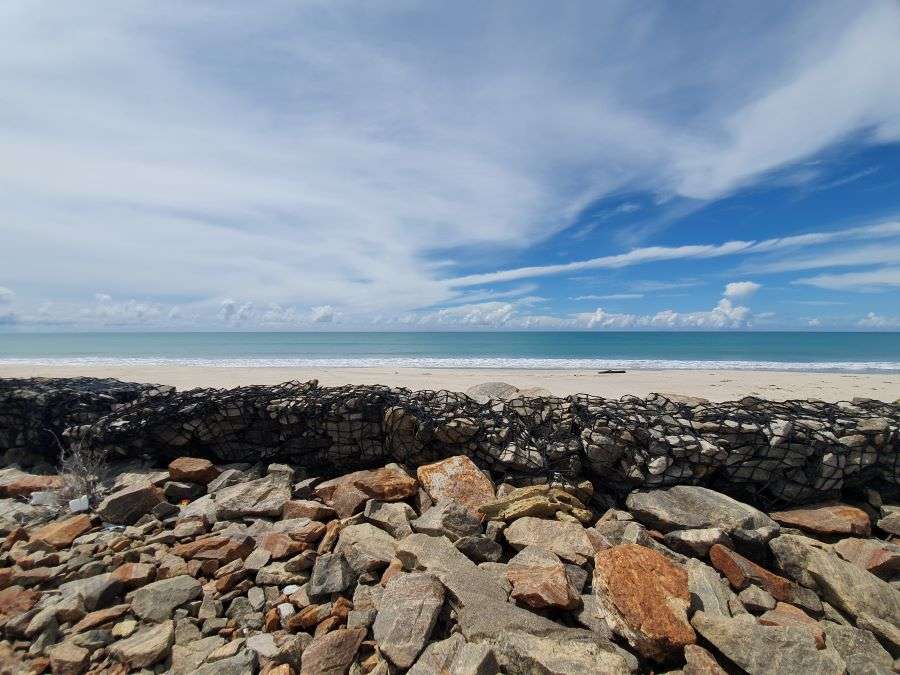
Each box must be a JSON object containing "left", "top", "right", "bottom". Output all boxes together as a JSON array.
[
  {"left": 0, "top": 377, "right": 168, "bottom": 461},
  {"left": 1, "top": 377, "right": 897, "bottom": 506}
]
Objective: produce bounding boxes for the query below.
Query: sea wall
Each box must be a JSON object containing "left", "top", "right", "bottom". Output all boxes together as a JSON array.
[{"left": 1, "top": 377, "right": 897, "bottom": 505}]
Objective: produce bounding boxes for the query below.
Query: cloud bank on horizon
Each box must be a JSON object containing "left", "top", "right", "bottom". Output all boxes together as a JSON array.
[{"left": 1, "top": 1, "right": 900, "bottom": 330}]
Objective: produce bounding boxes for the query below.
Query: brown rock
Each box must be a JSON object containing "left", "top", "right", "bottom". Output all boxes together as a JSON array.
[
  {"left": 282, "top": 500, "right": 337, "bottom": 522},
  {"left": 110, "top": 562, "right": 155, "bottom": 588},
  {"left": 709, "top": 543, "right": 792, "bottom": 602},
  {"left": 0, "top": 585, "right": 40, "bottom": 623},
  {"left": 504, "top": 517, "right": 595, "bottom": 565},
  {"left": 168, "top": 457, "right": 220, "bottom": 485},
  {"left": 769, "top": 502, "right": 871, "bottom": 537},
  {"left": 110, "top": 619, "right": 174, "bottom": 669},
  {"left": 30, "top": 515, "right": 92, "bottom": 549},
  {"left": 593, "top": 543, "right": 695, "bottom": 662},
  {"left": 172, "top": 535, "right": 254, "bottom": 563},
  {"left": 833, "top": 537, "right": 900, "bottom": 577},
  {"left": 96, "top": 482, "right": 165, "bottom": 525},
  {"left": 683, "top": 644, "right": 728, "bottom": 675},
  {"left": 0, "top": 475, "right": 63, "bottom": 498},
  {"left": 49, "top": 641, "right": 89, "bottom": 675},
  {"left": 758, "top": 602, "right": 825, "bottom": 648},
  {"left": 289, "top": 520, "right": 327, "bottom": 545},
  {"left": 70, "top": 604, "right": 131, "bottom": 633},
  {"left": 315, "top": 467, "right": 417, "bottom": 517},
  {"left": 260, "top": 533, "right": 308, "bottom": 560},
  {"left": 506, "top": 546, "right": 581, "bottom": 611},
  {"left": 300, "top": 626, "right": 366, "bottom": 675},
  {"left": 416, "top": 456, "right": 495, "bottom": 517}
]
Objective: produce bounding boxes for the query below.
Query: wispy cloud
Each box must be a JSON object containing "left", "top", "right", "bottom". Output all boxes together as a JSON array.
[
  {"left": 795, "top": 267, "right": 900, "bottom": 291},
  {"left": 571, "top": 293, "right": 644, "bottom": 301}
]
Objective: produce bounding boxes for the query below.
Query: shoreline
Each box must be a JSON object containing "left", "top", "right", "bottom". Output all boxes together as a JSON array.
[{"left": 2, "top": 364, "right": 899, "bottom": 401}]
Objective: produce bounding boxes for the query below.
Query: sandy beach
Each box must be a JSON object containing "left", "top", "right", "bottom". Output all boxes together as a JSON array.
[{"left": 1, "top": 364, "right": 898, "bottom": 402}]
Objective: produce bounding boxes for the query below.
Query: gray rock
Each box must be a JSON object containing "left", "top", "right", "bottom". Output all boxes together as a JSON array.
[
  {"left": 409, "top": 634, "right": 499, "bottom": 675},
  {"left": 97, "top": 482, "right": 165, "bottom": 525},
  {"left": 770, "top": 534, "right": 900, "bottom": 625},
  {"left": 255, "top": 561, "right": 310, "bottom": 586},
  {"left": 626, "top": 486, "right": 776, "bottom": 534},
  {"left": 486, "top": 630, "right": 632, "bottom": 675},
  {"left": 110, "top": 619, "right": 175, "bottom": 669},
  {"left": 396, "top": 533, "right": 508, "bottom": 606},
  {"left": 336, "top": 523, "right": 398, "bottom": 574},
  {"left": 738, "top": 585, "right": 776, "bottom": 613},
  {"left": 215, "top": 475, "right": 291, "bottom": 519},
  {"left": 194, "top": 649, "right": 257, "bottom": 675},
  {"left": 206, "top": 468, "right": 244, "bottom": 494},
  {"left": 170, "top": 636, "right": 226, "bottom": 675},
  {"left": 686, "top": 559, "right": 735, "bottom": 618},
  {"left": 856, "top": 614, "right": 900, "bottom": 654},
  {"left": 308, "top": 553, "right": 355, "bottom": 599},
  {"left": 877, "top": 510, "right": 900, "bottom": 537},
  {"left": 454, "top": 535, "right": 503, "bottom": 563},
  {"left": 58, "top": 573, "right": 123, "bottom": 612},
  {"left": 823, "top": 622, "right": 893, "bottom": 674},
  {"left": 412, "top": 499, "right": 483, "bottom": 542},
  {"left": 466, "top": 381, "right": 519, "bottom": 403},
  {"left": 373, "top": 573, "right": 445, "bottom": 668},
  {"left": 504, "top": 517, "right": 594, "bottom": 565},
  {"left": 664, "top": 528, "right": 733, "bottom": 557},
  {"left": 132, "top": 575, "right": 202, "bottom": 621},
  {"left": 164, "top": 481, "right": 204, "bottom": 501},
  {"left": 364, "top": 499, "right": 416, "bottom": 539},
  {"left": 691, "top": 611, "right": 845, "bottom": 675}
]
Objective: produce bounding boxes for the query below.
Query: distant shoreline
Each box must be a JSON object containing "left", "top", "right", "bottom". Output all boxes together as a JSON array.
[{"left": 2, "top": 364, "right": 898, "bottom": 402}]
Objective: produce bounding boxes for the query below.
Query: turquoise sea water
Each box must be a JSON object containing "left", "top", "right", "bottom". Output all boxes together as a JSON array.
[{"left": 1, "top": 332, "right": 899, "bottom": 372}]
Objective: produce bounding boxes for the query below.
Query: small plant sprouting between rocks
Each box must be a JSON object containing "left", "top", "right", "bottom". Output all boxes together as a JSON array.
[{"left": 51, "top": 429, "right": 108, "bottom": 504}]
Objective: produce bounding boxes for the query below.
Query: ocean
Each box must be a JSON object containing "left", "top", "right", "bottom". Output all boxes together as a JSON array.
[{"left": 1, "top": 331, "right": 899, "bottom": 372}]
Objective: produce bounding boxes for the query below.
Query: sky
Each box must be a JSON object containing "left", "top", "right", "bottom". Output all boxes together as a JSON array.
[{"left": 1, "top": 1, "right": 900, "bottom": 331}]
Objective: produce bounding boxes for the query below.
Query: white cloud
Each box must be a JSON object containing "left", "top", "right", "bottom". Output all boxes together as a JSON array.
[
  {"left": 723, "top": 281, "right": 761, "bottom": 298},
  {"left": 795, "top": 266, "right": 900, "bottom": 291},
  {"left": 2, "top": 3, "right": 899, "bottom": 326},
  {"left": 858, "top": 312, "right": 900, "bottom": 328},
  {"left": 0, "top": 287, "right": 14, "bottom": 304},
  {"left": 743, "top": 243, "right": 900, "bottom": 274},
  {"left": 808, "top": 318, "right": 821, "bottom": 327},
  {"left": 310, "top": 305, "right": 335, "bottom": 324},
  {"left": 571, "top": 294, "right": 644, "bottom": 301}
]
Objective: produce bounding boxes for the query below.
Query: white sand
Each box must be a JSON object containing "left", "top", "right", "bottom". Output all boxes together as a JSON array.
[{"left": 1, "top": 364, "right": 898, "bottom": 402}]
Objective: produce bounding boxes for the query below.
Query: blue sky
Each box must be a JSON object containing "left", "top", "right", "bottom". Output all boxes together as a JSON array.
[{"left": 1, "top": 1, "right": 899, "bottom": 330}]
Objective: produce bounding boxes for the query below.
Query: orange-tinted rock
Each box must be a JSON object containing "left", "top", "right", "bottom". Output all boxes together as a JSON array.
[
  {"left": 833, "top": 537, "right": 900, "bottom": 577},
  {"left": 0, "top": 475, "right": 63, "bottom": 498},
  {"left": 416, "top": 456, "right": 495, "bottom": 517},
  {"left": 260, "top": 533, "right": 308, "bottom": 560},
  {"left": 506, "top": 546, "right": 580, "bottom": 611},
  {"left": 30, "top": 515, "right": 92, "bottom": 549},
  {"left": 593, "top": 543, "right": 695, "bottom": 662},
  {"left": 379, "top": 558, "right": 404, "bottom": 587},
  {"left": 110, "top": 562, "right": 155, "bottom": 588},
  {"left": 300, "top": 627, "right": 365, "bottom": 675},
  {"left": 70, "top": 604, "right": 131, "bottom": 633},
  {"left": 289, "top": 521, "right": 326, "bottom": 545},
  {"left": 172, "top": 535, "right": 253, "bottom": 563},
  {"left": 168, "top": 457, "right": 220, "bottom": 485},
  {"left": 0, "top": 585, "right": 40, "bottom": 622},
  {"left": 758, "top": 602, "right": 825, "bottom": 648},
  {"left": 709, "top": 543, "right": 792, "bottom": 602},
  {"left": 283, "top": 500, "right": 337, "bottom": 522},
  {"left": 315, "top": 467, "right": 417, "bottom": 518},
  {"left": 769, "top": 502, "right": 871, "bottom": 537},
  {"left": 683, "top": 644, "right": 728, "bottom": 675}
]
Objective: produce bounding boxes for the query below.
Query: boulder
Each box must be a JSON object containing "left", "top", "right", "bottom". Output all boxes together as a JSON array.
[
  {"left": 336, "top": 523, "right": 397, "bottom": 575},
  {"left": 110, "top": 620, "right": 175, "bottom": 669},
  {"left": 314, "top": 467, "right": 417, "bottom": 518},
  {"left": 132, "top": 575, "right": 202, "bottom": 621},
  {"left": 504, "top": 517, "right": 595, "bottom": 565},
  {"left": 300, "top": 626, "right": 366, "bottom": 675},
  {"left": 29, "top": 514, "right": 92, "bottom": 549},
  {"left": 48, "top": 641, "right": 89, "bottom": 675},
  {"left": 822, "top": 622, "right": 894, "bottom": 674},
  {"left": 691, "top": 612, "right": 845, "bottom": 675},
  {"left": 593, "top": 543, "right": 695, "bottom": 662},
  {"left": 373, "top": 573, "right": 445, "bottom": 668},
  {"left": 709, "top": 543, "right": 793, "bottom": 601},
  {"left": 478, "top": 484, "right": 593, "bottom": 524},
  {"left": 664, "top": 528, "right": 732, "bottom": 558},
  {"left": 833, "top": 536, "right": 900, "bottom": 577},
  {"left": 769, "top": 501, "right": 871, "bottom": 536},
  {"left": 396, "top": 533, "right": 508, "bottom": 606},
  {"left": 412, "top": 499, "right": 483, "bottom": 542},
  {"left": 308, "top": 553, "right": 355, "bottom": 599},
  {"left": 416, "top": 455, "right": 495, "bottom": 516},
  {"left": 215, "top": 475, "right": 291, "bottom": 520},
  {"left": 487, "top": 629, "right": 632, "bottom": 675},
  {"left": 96, "top": 482, "right": 165, "bottom": 525},
  {"left": 58, "top": 574, "right": 123, "bottom": 613},
  {"left": 283, "top": 499, "right": 338, "bottom": 522},
  {"left": 408, "top": 634, "right": 498, "bottom": 675},
  {"left": 626, "top": 486, "right": 776, "bottom": 534},
  {"left": 455, "top": 535, "right": 502, "bottom": 563},
  {"left": 506, "top": 546, "right": 580, "bottom": 611},
  {"left": 168, "top": 457, "right": 220, "bottom": 485},
  {"left": 465, "top": 381, "right": 519, "bottom": 402},
  {"left": 758, "top": 603, "right": 825, "bottom": 648},
  {"left": 0, "top": 474, "right": 63, "bottom": 498},
  {"left": 363, "top": 500, "right": 416, "bottom": 539},
  {"left": 683, "top": 644, "right": 727, "bottom": 675}
]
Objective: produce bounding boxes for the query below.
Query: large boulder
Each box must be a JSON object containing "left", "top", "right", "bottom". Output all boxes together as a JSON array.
[
  {"left": 416, "top": 455, "right": 495, "bottom": 516},
  {"left": 214, "top": 475, "right": 291, "bottom": 520},
  {"left": 768, "top": 502, "right": 871, "bottom": 536},
  {"left": 373, "top": 573, "right": 445, "bottom": 668},
  {"left": 109, "top": 620, "right": 175, "bottom": 669},
  {"left": 96, "top": 482, "right": 165, "bottom": 525},
  {"left": 593, "top": 543, "right": 695, "bottom": 662},
  {"left": 504, "top": 517, "right": 595, "bottom": 565},
  {"left": 691, "top": 612, "right": 845, "bottom": 675},
  {"left": 626, "top": 486, "right": 776, "bottom": 534},
  {"left": 132, "top": 575, "right": 202, "bottom": 621},
  {"left": 506, "top": 546, "right": 580, "bottom": 611}
]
